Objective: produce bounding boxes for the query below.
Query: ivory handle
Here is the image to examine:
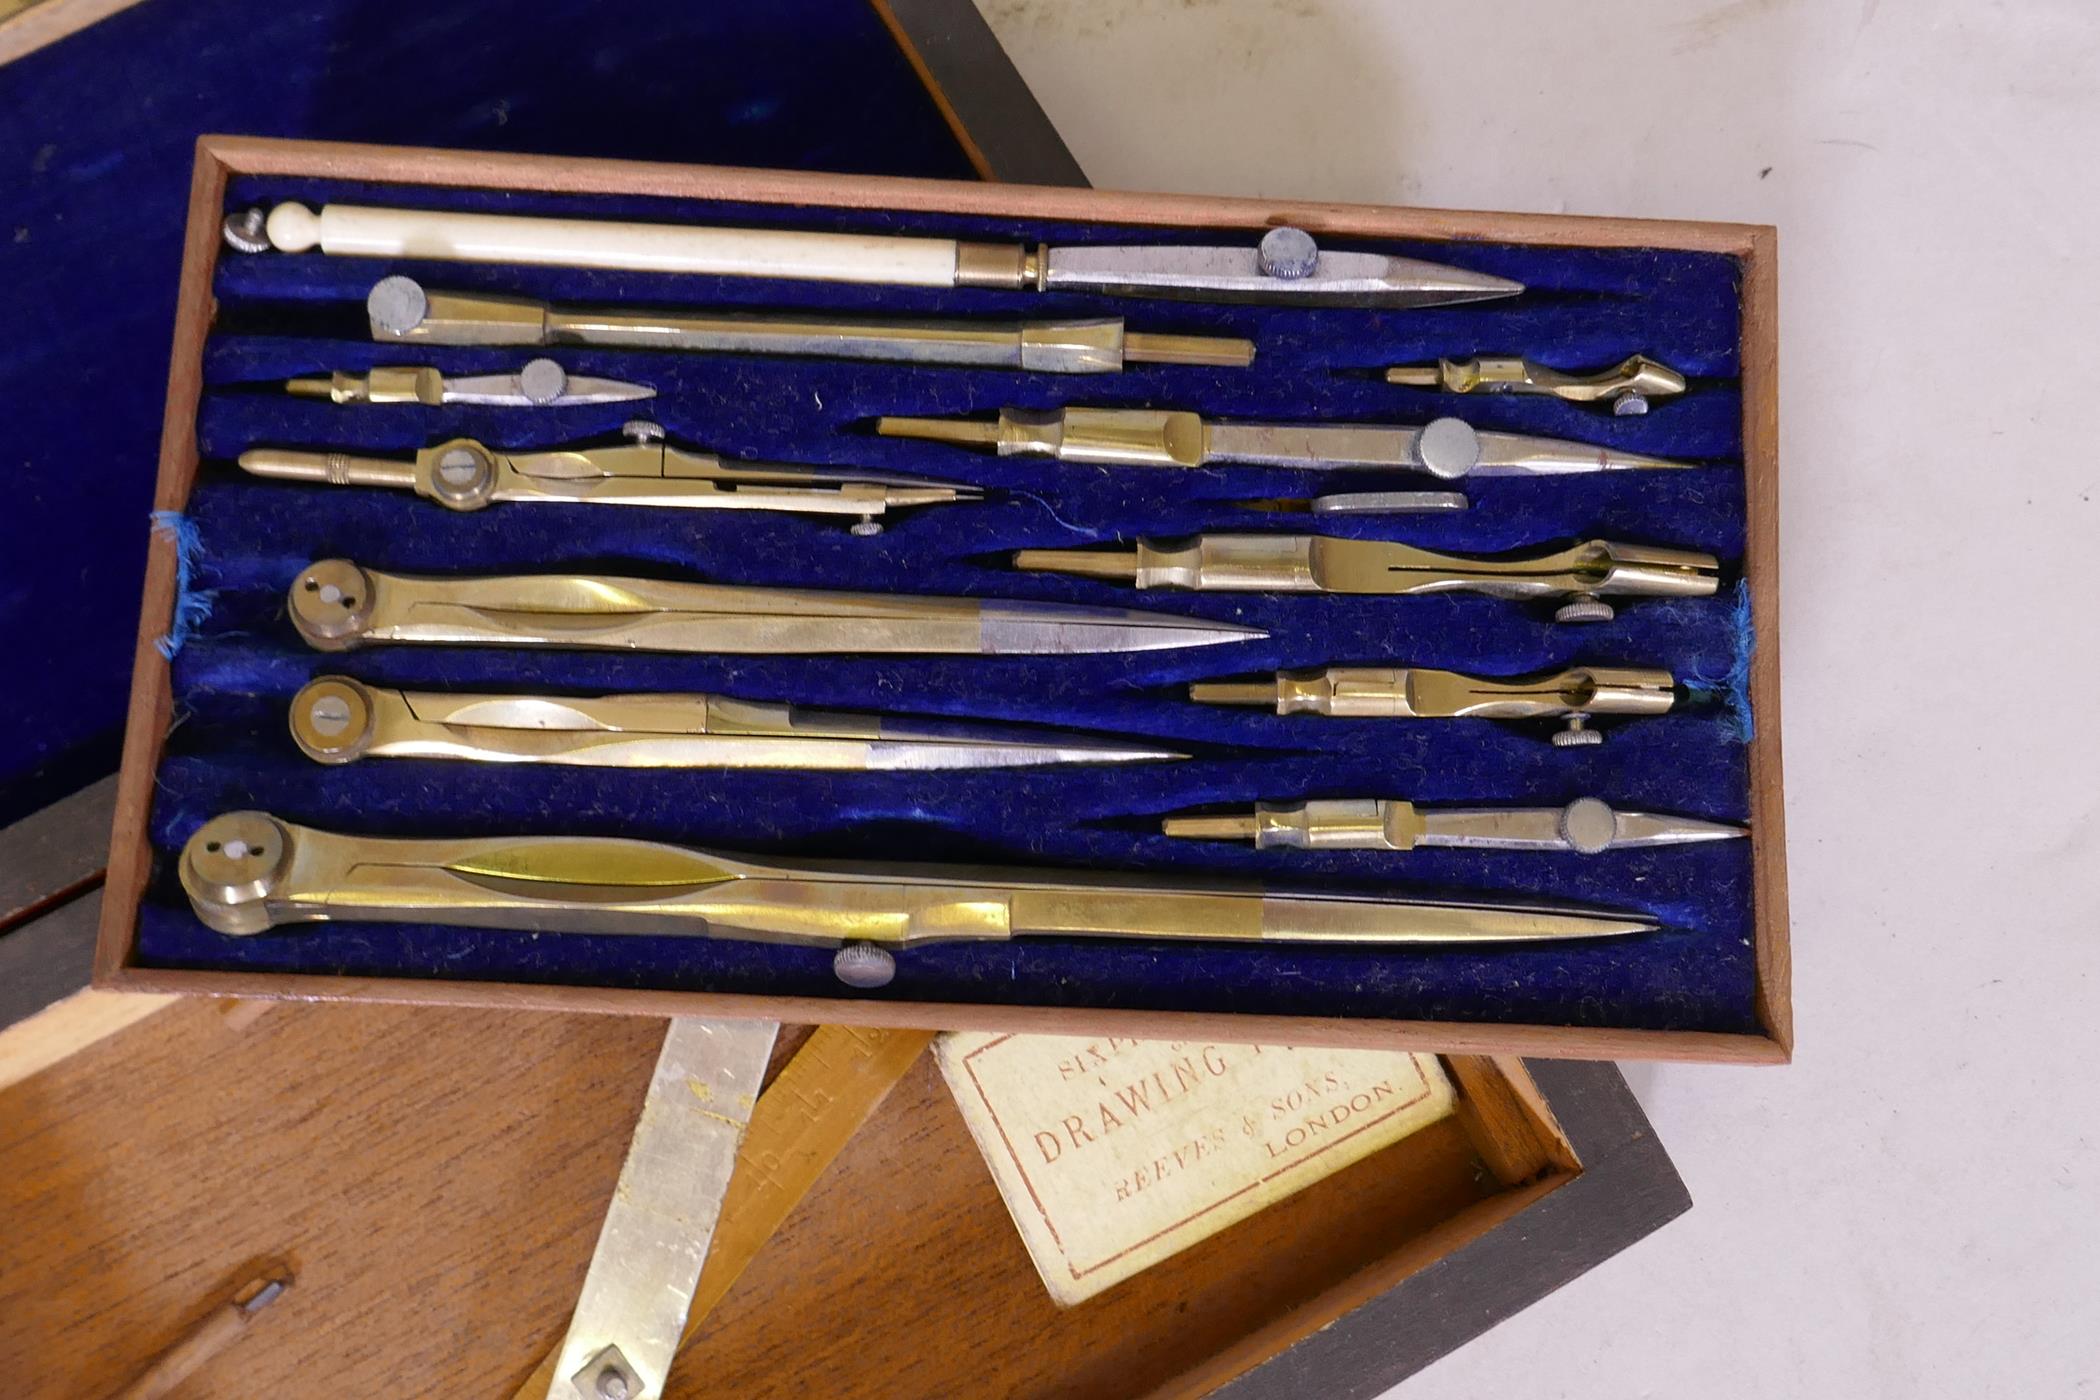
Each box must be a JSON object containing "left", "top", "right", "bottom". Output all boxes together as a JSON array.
[{"left": 263, "top": 202, "right": 965, "bottom": 287}]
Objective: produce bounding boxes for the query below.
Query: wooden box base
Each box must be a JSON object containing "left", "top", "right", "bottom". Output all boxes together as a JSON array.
[{"left": 0, "top": 999, "right": 1588, "bottom": 1398}]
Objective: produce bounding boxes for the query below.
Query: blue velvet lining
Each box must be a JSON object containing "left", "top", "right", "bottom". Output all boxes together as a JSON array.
[
  {"left": 135, "top": 173, "right": 1757, "bottom": 1035},
  {"left": 0, "top": 0, "right": 972, "bottom": 827}
]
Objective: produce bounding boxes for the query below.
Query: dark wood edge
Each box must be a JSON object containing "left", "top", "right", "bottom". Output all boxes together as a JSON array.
[
  {"left": 1, "top": 775, "right": 120, "bottom": 1032},
  {"left": 0, "top": 773, "right": 117, "bottom": 927},
  {"left": 92, "top": 132, "right": 1788, "bottom": 1064},
  {"left": 1211, "top": 1058, "right": 1691, "bottom": 1399},
  {"left": 870, "top": 0, "right": 1089, "bottom": 188},
  {"left": 865, "top": 0, "right": 994, "bottom": 181}
]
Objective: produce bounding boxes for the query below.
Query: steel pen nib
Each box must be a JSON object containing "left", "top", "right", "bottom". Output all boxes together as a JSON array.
[
  {"left": 1012, "top": 534, "right": 1720, "bottom": 622},
  {"left": 239, "top": 419, "right": 976, "bottom": 534},
  {"left": 1386, "top": 354, "right": 1687, "bottom": 415},
  {"left": 288, "top": 676, "right": 1188, "bottom": 770},
  {"left": 284, "top": 357, "right": 653, "bottom": 408},
  {"left": 875, "top": 407, "right": 1689, "bottom": 478},
  {"left": 286, "top": 558, "right": 1262, "bottom": 656},
  {"left": 1188, "top": 664, "right": 1678, "bottom": 746},
  {"left": 179, "top": 811, "right": 1656, "bottom": 952},
  {"left": 1163, "top": 797, "right": 1745, "bottom": 855}
]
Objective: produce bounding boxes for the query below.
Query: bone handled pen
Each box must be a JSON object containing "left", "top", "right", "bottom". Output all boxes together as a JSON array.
[{"left": 253, "top": 206, "right": 1523, "bottom": 306}]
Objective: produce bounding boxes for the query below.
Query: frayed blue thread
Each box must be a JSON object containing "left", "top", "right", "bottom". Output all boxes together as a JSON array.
[
  {"left": 1685, "top": 579, "right": 1755, "bottom": 742},
  {"left": 150, "top": 511, "right": 218, "bottom": 659},
  {"left": 1008, "top": 487, "right": 1099, "bottom": 538}
]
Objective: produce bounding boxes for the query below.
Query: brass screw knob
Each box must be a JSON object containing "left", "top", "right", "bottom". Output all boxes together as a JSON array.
[
  {"left": 289, "top": 560, "right": 377, "bottom": 651},
  {"left": 290, "top": 677, "right": 377, "bottom": 764}
]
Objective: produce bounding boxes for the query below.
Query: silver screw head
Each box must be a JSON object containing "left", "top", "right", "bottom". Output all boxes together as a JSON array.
[
  {"left": 1559, "top": 797, "right": 1619, "bottom": 854},
  {"left": 519, "top": 357, "right": 569, "bottom": 405},
  {"left": 571, "top": 1345, "right": 639, "bottom": 1400},
  {"left": 1257, "top": 226, "right": 1319, "bottom": 280},
  {"left": 1554, "top": 596, "right": 1616, "bottom": 625},
  {"left": 367, "top": 275, "right": 429, "bottom": 337},
  {"left": 1551, "top": 717, "right": 1604, "bottom": 748},
  {"left": 308, "top": 692, "right": 352, "bottom": 736},
  {"left": 622, "top": 419, "right": 665, "bottom": 445},
  {"left": 1611, "top": 391, "right": 1651, "bottom": 416},
  {"left": 850, "top": 517, "right": 884, "bottom": 537},
  {"left": 1413, "top": 417, "right": 1482, "bottom": 480},
  {"left": 833, "top": 943, "right": 896, "bottom": 989},
  {"left": 436, "top": 446, "right": 482, "bottom": 486},
  {"left": 221, "top": 208, "right": 270, "bottom": 254}
]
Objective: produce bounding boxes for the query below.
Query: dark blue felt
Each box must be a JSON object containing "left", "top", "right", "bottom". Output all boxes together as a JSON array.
[
  {"left": 0, "top": 0, "right": 971, "bottom": 827},
  {"left": 135, "top": 173, "right": 1756, "bottom": 1034}
]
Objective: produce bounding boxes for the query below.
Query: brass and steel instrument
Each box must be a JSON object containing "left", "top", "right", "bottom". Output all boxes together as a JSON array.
[
  {"left": 238, "top": 420, "right": 974, "bottom": 534},
  {"left": 1234, "top": 490, "right": 1470, "bottom": 515},
  {"left": 1385, "top": 354, "right": 1687, "bottom": 414},
  {"left": 876, "top": 407, "right": 1688, "bottom": 479},
  {"left": 1012, "top": 535, "right": 1719, "bottom": 622},
  {"left": 364, "top": 276, "right": 1252, "bottom": 373},
  {"left": 1163, "top": 797, "right": 1743, "bottom": 855},
  {"left": 242, "top": 207, "right": 1523, "bottom": 307},
  {"left": 178, "top": 813, "right": 1660, "bottom": 972},
  {"left": 288, "top": 676, "right": 1185, "bottom": 769},
  {"left": 1189, "top": 665, "right": 1678, "bottom": 747},
  {"left": 286, "top": 559, "right": 1263, "bottom": 655},
  {"left": 284, "top": 357, "right": 652, "bottom": 407}
]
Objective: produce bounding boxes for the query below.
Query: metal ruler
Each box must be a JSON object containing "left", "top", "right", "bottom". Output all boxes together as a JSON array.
[{"left": 522, "top": 1022, "right": 933, "bottom": 1400}]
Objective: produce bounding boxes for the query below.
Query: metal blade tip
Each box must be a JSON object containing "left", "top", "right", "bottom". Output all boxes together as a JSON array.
[{"left": 1380, "top": 259, "right": 1525, "bottom": 307}]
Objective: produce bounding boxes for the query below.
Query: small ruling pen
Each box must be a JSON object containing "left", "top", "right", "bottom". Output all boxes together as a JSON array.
[{"left": 1161, "top": 797, "right": 1744, "bottom": 856}]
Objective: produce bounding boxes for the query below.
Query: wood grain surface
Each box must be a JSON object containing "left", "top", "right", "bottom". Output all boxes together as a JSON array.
[
  {"left": 0, "top": 998, "right": 669, "bottom": 1396},
  {"left": 0, "top": 998, "right": 1568, "bottom": 1397}
]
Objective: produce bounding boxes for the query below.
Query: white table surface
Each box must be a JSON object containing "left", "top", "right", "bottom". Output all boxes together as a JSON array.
[{"left": 977, "top": 3, "right": 2100, "bottom": 1394}]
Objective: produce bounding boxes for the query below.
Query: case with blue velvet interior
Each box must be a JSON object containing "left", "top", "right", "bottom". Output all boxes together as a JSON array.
[{"left": 94, "top": 135, "right": 1788, "bottom": 1063}]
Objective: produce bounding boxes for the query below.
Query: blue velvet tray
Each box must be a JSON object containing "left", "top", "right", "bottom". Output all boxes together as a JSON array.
[
  {"left": 134, "top": 171, "right": 1758, "bottom": 1036},
  {"left": 0, "top": 0, "right": 973, "bottom": 830}
]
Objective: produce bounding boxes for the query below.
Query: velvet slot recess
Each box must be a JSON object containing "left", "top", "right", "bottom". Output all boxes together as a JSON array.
[{"left": 137, "top": 174, "right": 1755, "bottom": 1034}]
